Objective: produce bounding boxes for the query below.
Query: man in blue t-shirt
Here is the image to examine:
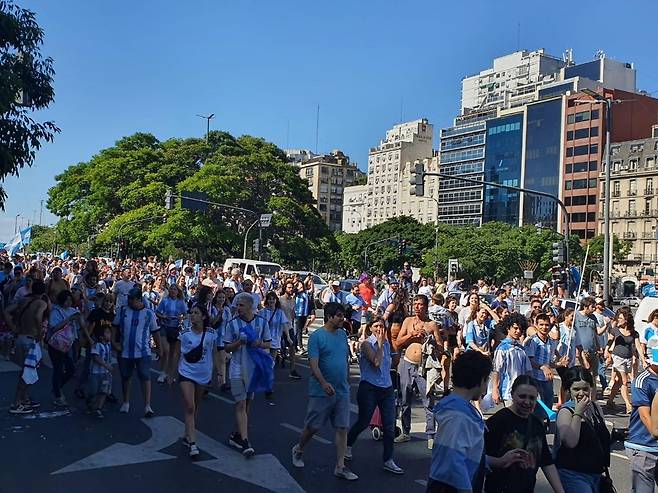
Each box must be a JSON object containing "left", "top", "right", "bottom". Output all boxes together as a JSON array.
[
  {"left": 291, "top": 302, "right": 357, "bottom": 481},
  {"left": 625, "top": 350, "right": 658, "bottom": 492}
]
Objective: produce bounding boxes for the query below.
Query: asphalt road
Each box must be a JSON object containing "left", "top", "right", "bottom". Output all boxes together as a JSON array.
[{"left": 0, "top": 324, "right": 634, "bottom": 493}]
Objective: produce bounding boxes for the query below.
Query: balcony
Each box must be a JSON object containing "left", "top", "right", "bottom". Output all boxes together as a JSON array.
[
  {"left": 623, "top": 231, "right": 637, "bottom": 239},
  {"left": 641, "top": 232, "right": 658, "bottom": 240},
  {"left": 647, "top": 189, "right": 655, "bottom": 196},
  {"left": 612, "top": 190, "right": 620, "bottom": 197},
  {"left": 628, "top": 189, "right": 638, "bottom": 196},
  {"left": 624, "top": 209, "right": 638, "bottom": 217}
]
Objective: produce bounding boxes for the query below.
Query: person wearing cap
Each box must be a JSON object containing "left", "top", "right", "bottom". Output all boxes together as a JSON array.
[
  {"left": 166, "top": 264, "right": 178, "bottom": 287},
  {"left": 113, "top": 287, "right": 161, "bottom": 417},
  {"left": 625, "top": 349, "right": 658, "bottom": 491},
  {"left": 322, "top": 281, "right": 346, "bottom": 305}
]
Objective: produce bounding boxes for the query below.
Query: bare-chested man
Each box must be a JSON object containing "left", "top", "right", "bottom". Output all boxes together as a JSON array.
[
  {"left": 46, "top": 267, "right": 69, "bottom": 302},
  {"left": 5, "top": 279, "right": 49, "bottom": 414},
  {"left": 393, "top": 294, "right": 443, "bottom": 448}
]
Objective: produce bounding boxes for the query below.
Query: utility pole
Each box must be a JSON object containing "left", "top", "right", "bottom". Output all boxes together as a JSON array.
[
  {"left": 39, "top": 200, "right": 43, "bottom": 226},
  {"left": 196, "top": 113, "right": 215, "bottom": 144}
]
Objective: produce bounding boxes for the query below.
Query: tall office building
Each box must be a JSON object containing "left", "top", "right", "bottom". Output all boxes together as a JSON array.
[
  {"left": 440, "top": 49, "right": 657, "bottom": 233},
  {"left": 295, "top": 150, "right": 365, "bottom": 232},
  {"left": 342, "top": 119, "right": 437, "bottom": 232}
]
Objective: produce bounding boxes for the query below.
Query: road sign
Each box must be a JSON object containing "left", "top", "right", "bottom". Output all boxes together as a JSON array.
[
  {"left": 53, "top": 416, "right": 304, "bottom": 493},
  {"left": 259, "top": 213, "right": 273, "bottom": 227},
  {"left": 524, "top": 270, "right": 534, "bottom": 279}
]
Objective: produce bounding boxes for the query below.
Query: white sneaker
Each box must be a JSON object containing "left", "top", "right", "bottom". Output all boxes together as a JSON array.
[
  {"left": 344, "top": 446, "right": 353, "bottom": 461},
  {"left": 144, "top": 405, "right": 155, "bottom": 418},
  {"left": 157, "top": 373, "right": 166, "bottom": 384},
  {"left": 291, "top": 445, "right": 304, "bottom": 468},
  {"left": 189, "top": 443, "right": 200, "bottom": 458},
  {"left": 383, "top": 459, "right": 405, "bottom": 475},
  {"left": 394, "top": 433, "right": 410, "bottom": 443},
  {"left": 119, "top": 402, "right": 130, "bottom": 413},
  {"left": 334, "top": 466, "right": 358, "bottom": 481}
]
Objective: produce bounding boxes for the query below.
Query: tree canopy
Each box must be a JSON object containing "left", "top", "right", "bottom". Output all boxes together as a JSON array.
[
  {"left": 0, "top": 0, "right": 59, "bottom": 208},
  {"left": 335, "top": 217, "right": 584, "bottom": 282},
  {"left": 46, "top": 130, "right": 335, "bottom": 266}
]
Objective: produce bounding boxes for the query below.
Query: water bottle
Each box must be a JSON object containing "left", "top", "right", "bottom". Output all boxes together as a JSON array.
[{"left": 648, "top": 333, "right": 658, "bottom": 366}]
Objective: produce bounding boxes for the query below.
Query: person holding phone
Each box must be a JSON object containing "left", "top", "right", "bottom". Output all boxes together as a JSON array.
[{"left": 554, "top": 367, "right": 611, "bottom": 492}]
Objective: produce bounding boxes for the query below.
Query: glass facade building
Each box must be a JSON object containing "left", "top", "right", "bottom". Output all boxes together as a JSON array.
[
  {"left": 523, "top": 99, "right": 563, "bottom": 228},
  {"left": 482, "top": 114, "right": 524, "bottom": 224}
]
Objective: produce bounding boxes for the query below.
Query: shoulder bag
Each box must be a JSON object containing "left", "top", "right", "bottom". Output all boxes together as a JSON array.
[{"left": 184, "top": 328, "right": 207, "bottom": 364}]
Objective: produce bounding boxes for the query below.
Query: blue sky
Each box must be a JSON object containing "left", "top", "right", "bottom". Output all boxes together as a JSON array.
[{"left": 3, "top": 0, "right": 658, "bottom": 242}]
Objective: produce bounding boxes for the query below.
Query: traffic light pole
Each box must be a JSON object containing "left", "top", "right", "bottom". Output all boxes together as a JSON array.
[
  {"left": 363, "top": 235, "right": 402, "bottom": 269},
  {"left": 421, "top": 172, "right": 571, "bottom": 266},
  {"left": 166, "top": 189, "right": 266, "bottom": 260}
]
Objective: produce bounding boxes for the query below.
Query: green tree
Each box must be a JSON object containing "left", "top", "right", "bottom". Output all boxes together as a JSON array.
[
  {"left": 335, "top": 216, "right": 435, "bottom": 274},
  {"left": 47, "top": 131, "right": 335, "bottom": 266},
  {"left": 0, "top": 1, "right": 59, "bottom": 207},
  {"left": 587, "top": 234, "right": 632, "bottom": 263}
]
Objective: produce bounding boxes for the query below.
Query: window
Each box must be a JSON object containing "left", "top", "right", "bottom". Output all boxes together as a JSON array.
[
  {"left": 589, "top": 161, "right": 598, "bottom": 171},
  {"left": 566, "top": 144, "right": 598, "bottom": 157},
  {"left": 567, "top": 128, "right": 599, "bottom": 140}
]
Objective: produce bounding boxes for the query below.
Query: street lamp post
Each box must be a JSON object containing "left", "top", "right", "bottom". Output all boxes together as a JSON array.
[
  {"left": 14, "top": 214, "right": 20, "bottom": 234},
  {"left": 196, "top": 113, "right": 215, "bottom": 144}
]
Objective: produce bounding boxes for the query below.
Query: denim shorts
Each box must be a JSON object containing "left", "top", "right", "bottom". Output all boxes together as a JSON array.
[
  {"left": 304, "top": 393, "right": 350, "bottom": 430},
  {"left": 89, "top": 373, "right": 112, "bottom": 396},
  {"left": 118, "top": 357, "right": 151, "bottom": 381}
]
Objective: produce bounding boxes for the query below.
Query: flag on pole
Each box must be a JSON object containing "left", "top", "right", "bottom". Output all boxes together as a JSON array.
[{"left": 6, "top": 227, "right": 32, "bottom": 256}]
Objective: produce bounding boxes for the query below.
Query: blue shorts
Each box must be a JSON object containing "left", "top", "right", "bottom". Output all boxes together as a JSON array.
[{"left": 118, "top": 357, "right": 151, "bottom": 381}]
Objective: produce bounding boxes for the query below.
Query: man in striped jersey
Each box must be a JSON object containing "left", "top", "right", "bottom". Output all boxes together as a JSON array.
[
  {"left": 113, "top": 287, "right": 161, "bottom": 417},
  {"left": 223, "top": 292, "right": 271, "bottom": 457}
]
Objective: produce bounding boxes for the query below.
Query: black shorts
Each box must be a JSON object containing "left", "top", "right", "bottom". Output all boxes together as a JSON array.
[
  {"left": 163, "top": 325, "right": 180, "bottom": 344},
  {"left": 178, "top": 373, "right": 210, "bottom": 386},
  {"left": 447, "top": 335, "right": 458, "bottom": 349}
]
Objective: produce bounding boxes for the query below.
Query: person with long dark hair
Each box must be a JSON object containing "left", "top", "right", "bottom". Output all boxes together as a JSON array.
[
  {"left": 605, "top": 307, "right": 642, "bottom": 414},
  {"left": 173, "top": 304, "right": 222, "bottom": 459},
  {"left": 345, "top": 315, "right": 404, "bottom": 475},
  {"left": 554, "top": 367, "right": 611, "bottom": 492},
  {"left": 485, "top": 375, "right": 564, "bottom": 492}
]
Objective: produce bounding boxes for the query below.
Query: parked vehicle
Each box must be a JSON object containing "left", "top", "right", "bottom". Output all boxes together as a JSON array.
[
  {"left": 223, "top": 258, "right": 282, "bottom": 281},
  {"left": 619, "top": 296, "right": 641, "bottom": 307}
]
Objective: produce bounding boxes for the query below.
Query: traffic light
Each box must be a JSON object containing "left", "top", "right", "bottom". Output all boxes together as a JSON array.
[
  {"left": 164, "top": 189, "right": 174, "bottom": 210},
  {"left": 398, "top": 238, "right": 406, "bottom": 255},
  {"left": 448, "top": 258, "right": 459, "bottom": 275},
  {"left": 409, "top": 161, "right": 425, "bottom": 197},
  {"left": 253, "top": 238, "right": 260, "bottom": 254},
  {"left": 552, "top": 241, "right": 565, "bottom": 263}
]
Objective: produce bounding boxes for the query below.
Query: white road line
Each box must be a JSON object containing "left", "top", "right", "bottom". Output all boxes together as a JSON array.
[{"left": 280, "top": 423, "right": 332, "bottom": 444}]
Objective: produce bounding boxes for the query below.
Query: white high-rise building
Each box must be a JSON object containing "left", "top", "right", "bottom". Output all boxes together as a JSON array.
[
  {"left": 342, "top": 119, "right": 438, "bottom": 232},
  {"left": 460, "top": 49, "right": 567, "bottom": 113}
]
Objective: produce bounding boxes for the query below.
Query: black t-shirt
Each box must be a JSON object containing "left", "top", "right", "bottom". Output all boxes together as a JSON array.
[
  {"left": 484, "top": 408, "right": 553, "bottom": 493},
  {"left": 87, "top": 308, "right": 114, "bottom": 339},
  {"left": 610, "top": 326, "right": 638, "bottom": 359}
]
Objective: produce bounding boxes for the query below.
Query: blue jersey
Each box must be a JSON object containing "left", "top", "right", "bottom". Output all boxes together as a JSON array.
[
  {"left": 626, "top": 369, "right": 658, "bottom": 452},
  {"left": 294, "top": 292, "right": 310, "bottom": 317},
  {"left": 464, "top": 320, "right": 494, "bottom": 351}
]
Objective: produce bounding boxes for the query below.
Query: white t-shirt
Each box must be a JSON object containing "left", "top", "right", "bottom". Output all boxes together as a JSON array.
[
  {"left": 112, "top": 280, "right": 135, "bottom": 308},
  {"left": 418, "top": 285, "right": 433, "bottom": 298},
  {"left": 258, "top": 308, "right": 289, "bottom": 349},
  {"left": 178, "top": 328, "right": 218, "bottom": 385}
]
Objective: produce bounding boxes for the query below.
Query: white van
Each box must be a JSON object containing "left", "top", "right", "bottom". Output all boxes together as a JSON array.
[{"left": 223, "top": 258, "right": 282, "bottom": 282}]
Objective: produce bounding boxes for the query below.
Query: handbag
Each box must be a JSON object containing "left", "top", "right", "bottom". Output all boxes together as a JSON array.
[
  {"left": 47, "top": 308, "right": 77, "bottom": 353},
  {"left": 183, "top": 329, "right": 207, "bottom": 364}
]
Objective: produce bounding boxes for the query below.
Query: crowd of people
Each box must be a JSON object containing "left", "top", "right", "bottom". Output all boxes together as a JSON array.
[{"left": 1, "top": 253, "right": 658, "bottom": 491}]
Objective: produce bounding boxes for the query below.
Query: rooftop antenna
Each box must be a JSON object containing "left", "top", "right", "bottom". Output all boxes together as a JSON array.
[
  {"left": 516, "top": 22, "right": 520, "bottom": 51},
  {"left": 315, "top": 104, "right": 320, "bottom": 154}
]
